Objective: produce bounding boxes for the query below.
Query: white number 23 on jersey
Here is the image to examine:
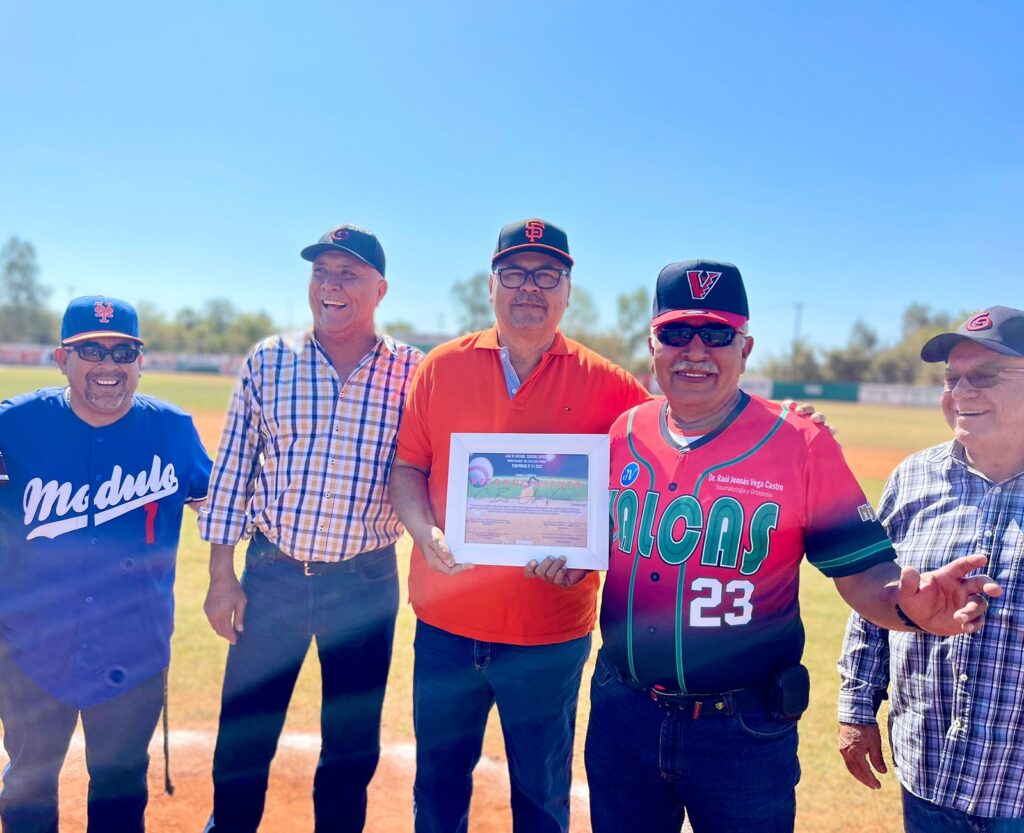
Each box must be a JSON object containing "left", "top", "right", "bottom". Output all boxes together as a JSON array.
[{"left": 689, "top": 577, "right": 755, "bottom": 627}]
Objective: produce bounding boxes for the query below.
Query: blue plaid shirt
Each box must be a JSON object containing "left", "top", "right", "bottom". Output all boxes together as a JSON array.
[
  {"left": 838, "top": 441, "right": 1024, "bottom": 818},
  {"left": 199, "top": 331, "right": 423, "bottom": 561}
]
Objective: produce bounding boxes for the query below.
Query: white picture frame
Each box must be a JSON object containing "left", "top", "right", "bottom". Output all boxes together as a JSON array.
[{"left": 444, "top": 432, "right": 610, "bottom": 569}]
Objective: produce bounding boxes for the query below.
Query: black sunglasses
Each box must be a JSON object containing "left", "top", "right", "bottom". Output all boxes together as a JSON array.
[
  {"left": 654, "top": 324, "right": 740, "bottom": 348},
  {"left": 67, "top": 342, "right": 141, "bottom": 364}
]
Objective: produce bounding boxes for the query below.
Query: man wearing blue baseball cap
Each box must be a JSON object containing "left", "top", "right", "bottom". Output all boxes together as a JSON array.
[
  {"left": 0, "top": 295, "right": 211, "bottom": 832},
  {"left": 199, "top": 225, "right": 424, "bottom": 832}
]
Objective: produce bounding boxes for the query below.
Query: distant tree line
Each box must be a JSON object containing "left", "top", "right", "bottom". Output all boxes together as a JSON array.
[
  {"left": 446, "top": 269, "right": 972, "bottom": 385},
  {"left": 446, "top": 271, "right": 653, "bottom": 377},
  {"left": 758, "top": 304, "right": 969, "bottom": 384},
  {"left": 0, "top": 236, "right": 280, "bottom": 353},
  {"left": 1, "top": 237, "right": 58, "bottom": 343},
  {"left": 1, "top": 236, "right": 969, "bottom": 382},
  {"left": 135, "top": 300, "right": 276, "bottom": 353}
]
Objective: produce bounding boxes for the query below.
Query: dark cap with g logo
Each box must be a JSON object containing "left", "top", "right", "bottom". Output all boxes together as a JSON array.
[
  {"left": 300, "top": 224, "right": 386, "bottom": 276},
  {"left": 920, "top": 306, "right": 1024, "bottom": 362}
]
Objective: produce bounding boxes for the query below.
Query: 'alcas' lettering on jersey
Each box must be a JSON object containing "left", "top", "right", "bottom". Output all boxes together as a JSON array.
[
  {"left": 610, "top": 487, "right": 779, "bottom": 575},
  {"left": 22, "top": 455, "right": 179, "bottom": 540}
]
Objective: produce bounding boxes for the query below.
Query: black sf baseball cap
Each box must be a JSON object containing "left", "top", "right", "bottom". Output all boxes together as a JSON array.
[
  {"left": 492, "top": 218, "right": 574, "bottom": 268},
  {"left": 921, "top": 306, "right": 1024, "bottom": 362},
  {"left": 61, "top": 295, "right": 144, "bottom": 345},
  {"left": 652, "top": 259, "right": 749, "bottom": 330},
  {"left": 300, "top": 224, "right": 386, "bottom": 276}
]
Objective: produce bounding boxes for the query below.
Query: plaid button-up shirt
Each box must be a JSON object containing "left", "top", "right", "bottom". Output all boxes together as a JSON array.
[
  {"left": 199, "top": 330, "right": 423, "bottom": 561},
  {"left": 838, "top": 441, "right": 1024, "bottom": 818}
]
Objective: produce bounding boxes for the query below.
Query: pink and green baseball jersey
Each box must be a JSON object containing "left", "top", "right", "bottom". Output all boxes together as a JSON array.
[{"left": 601, "top": 393, "right": 894, "bottom": 694}]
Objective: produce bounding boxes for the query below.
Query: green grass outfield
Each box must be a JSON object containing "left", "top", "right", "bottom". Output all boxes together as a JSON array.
[{"left": 0, "top": 365, "right": 955, "bottom": 832}]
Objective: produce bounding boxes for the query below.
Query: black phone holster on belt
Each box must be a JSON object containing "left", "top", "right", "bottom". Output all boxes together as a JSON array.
[{"left": 769, "top": 664, "right": 811, "bottom": 720}]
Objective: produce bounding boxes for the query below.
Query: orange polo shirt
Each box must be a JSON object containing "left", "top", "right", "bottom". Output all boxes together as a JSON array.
[{"left": 396, "top": 327, "right": 651, "bottom": 645}]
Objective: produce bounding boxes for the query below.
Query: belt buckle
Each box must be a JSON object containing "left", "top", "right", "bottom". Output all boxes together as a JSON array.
[
  {"left": 649, "top": 687, "right": 686, "bottom": 709},
  {"left": 303, "top": 561, "right": 314, "bottom": 577}
]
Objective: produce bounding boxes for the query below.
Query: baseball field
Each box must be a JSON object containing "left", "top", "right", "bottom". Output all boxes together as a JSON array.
[{"left": 0, "top": 365, "right": 952, "bottom": 832}]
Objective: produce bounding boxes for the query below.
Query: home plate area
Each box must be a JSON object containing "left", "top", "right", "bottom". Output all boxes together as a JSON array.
[{"left": 10, "top": 729, "right": 600, "bottom": 832}]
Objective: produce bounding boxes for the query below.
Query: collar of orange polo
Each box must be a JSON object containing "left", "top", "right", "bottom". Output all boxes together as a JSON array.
[{"left": 477, "top": 326, "right": 570, "bottom": 355}]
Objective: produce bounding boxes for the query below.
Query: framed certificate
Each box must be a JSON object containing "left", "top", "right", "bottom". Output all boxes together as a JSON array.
[{"left": 444, "top": 433, "right": 610, "bottom": 569}]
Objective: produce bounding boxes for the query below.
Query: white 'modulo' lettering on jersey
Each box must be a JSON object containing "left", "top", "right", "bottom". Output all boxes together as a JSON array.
[{"left": 22, "top": 455, "right": 179, "bottom": 541}]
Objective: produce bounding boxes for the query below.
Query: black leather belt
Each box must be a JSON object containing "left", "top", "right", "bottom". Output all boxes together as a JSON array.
[
  {"left": 623, "top": 676, "right": 768, "bottom": 718},
  {"left": 248, "top": 530, "right": 395, "bottom": 577}
]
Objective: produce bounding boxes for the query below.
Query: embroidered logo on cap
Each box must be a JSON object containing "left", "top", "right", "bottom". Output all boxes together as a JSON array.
[
  {"left": 686, "top": 270, "right": 722, "bottom": 300},
  {"left": 331, "top": 228, "right": 350, "bottom": 241},
  {"left": 94, "top": 302, "right": 114, "bottom": 323},
  {"left": 966, "top": 311, "right": 993, "bottom": 332},
  {"left": 524, "top": 220, "right": 545, "bottom": 242}
]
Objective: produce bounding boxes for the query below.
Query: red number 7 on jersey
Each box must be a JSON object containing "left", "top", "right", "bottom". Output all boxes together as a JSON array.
[{"left": 144, "top": 502, "right": 158, "bottom": 544}]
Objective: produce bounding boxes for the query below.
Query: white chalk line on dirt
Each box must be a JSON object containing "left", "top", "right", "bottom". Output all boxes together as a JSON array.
[{"left": 55, "top": 729, "right": 592, "bottom": 803}]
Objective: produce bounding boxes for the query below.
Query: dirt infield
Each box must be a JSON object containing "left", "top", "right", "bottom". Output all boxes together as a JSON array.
[
  {"left": 192, "top": 412, "right": 228, "bottom": 452},
  {"left": 841, "top": 446, "right": 910, "bottom": 481},
  {"left": 43, "top": 729, "right": 591, "bottom": 832}
]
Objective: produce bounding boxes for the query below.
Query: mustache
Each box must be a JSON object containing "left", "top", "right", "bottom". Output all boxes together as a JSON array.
[
  {"left": 669, "top": 360, "right": 718, "bottom": 374},
  {"left": 512, "top": 293, "right": 546, "bottom": 307}
]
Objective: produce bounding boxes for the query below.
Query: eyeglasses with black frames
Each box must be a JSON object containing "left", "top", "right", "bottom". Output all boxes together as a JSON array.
[
  {"left": 654, "top": 324, "right": 741, "bottom": 349},
  {"left": 493, "top": 268, "right": 569, "bottom": 290},
  {"left": 67, "top": 342, "right": 141, "bottom": 364}
]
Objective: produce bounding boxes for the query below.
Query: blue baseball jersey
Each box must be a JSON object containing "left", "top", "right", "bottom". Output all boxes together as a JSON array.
[{"left": 0, "top": 388, "right": 211, "bottom": 707}]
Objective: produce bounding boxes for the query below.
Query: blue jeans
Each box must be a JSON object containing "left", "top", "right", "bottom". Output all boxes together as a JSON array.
[
  {"left": 585, "top": 649, "right": 800, "bottom": 833},
  {"left": 0, "top": 639, "right": 164, "bottom": 833},
  {"left": 412, "top": 620, "right": 590, "bottom": 833},
  {"left": 903, "top": 788, "right": 1024, "bottom": 833},
  {"left": 206, "top": 540, "right": 399, "bottom": 833}
]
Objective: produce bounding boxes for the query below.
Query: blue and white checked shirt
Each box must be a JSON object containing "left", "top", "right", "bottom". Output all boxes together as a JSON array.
[
  {"left": 199, "top": 331, "right": 423, "bottom": 561},
  {"left": 838, "top": 441, "right": 1024, "bottom": 818}
]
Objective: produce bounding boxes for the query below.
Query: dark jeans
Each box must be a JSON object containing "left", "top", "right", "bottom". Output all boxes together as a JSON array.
[
  {"left": 0, "top": 640, "right": 164, "bottom": 833},
  {"left": 903, "top": 788, "right": 1024, "bottom": 833},
  {"left": 412, "top": 620, "right": 590, "bottom": 833},
  {"left": 585, "top": 649, "right": 800, "bottom": 833},
  {"left": 206, "top": 541, "right": 398, "bottom": 833}
]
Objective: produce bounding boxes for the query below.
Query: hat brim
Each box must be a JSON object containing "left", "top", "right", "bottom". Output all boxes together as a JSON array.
[
  {"left": 492, "top": 243, "right": 574, "bottom": 268},
  {"left": 921, "top": 332, "right": 1024, "bottom": 362},
  {"left": 62, "top": 331, "right": 144, "bottom": 346},
  {"left": 652, "top": 310, "right": 749, "bottom": 330},
  {"left": 300, "top": 243, "right": 381, "bottom": 273}
]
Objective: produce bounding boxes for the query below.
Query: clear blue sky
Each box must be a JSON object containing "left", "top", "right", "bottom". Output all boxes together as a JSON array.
[{"left": 2, "top": 1, "right": 1021, "bottom": 365}]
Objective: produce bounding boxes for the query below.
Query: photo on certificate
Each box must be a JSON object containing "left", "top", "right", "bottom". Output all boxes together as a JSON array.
[
  {"left": 445, "top": 433, "right": 610, "bottom": 569},
  {"left": 464, "top": 452, "right": 589, "bottom": 547}
]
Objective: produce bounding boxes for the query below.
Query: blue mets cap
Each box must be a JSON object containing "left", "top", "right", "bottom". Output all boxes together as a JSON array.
[{"left": 61, "top": 295, "right": 143, "bottom": 346}]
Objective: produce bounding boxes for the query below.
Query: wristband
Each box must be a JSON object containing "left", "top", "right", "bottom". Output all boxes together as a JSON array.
[{"left": 895, "top": 602, "right": 925, "bottom": 632}]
